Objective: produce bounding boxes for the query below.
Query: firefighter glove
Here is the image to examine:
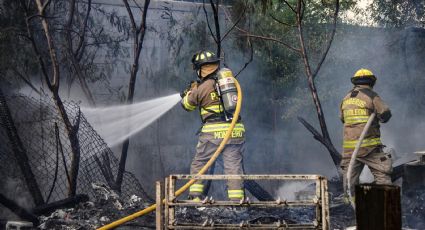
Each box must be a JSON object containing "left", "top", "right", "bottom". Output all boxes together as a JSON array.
[{"left": 180, "top": 80, "right": 199, "bottom": 98}]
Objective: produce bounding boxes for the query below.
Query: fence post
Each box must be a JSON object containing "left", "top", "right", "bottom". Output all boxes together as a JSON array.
[{"left": 156, "top": 181, "right": 163, "bottom": 230}]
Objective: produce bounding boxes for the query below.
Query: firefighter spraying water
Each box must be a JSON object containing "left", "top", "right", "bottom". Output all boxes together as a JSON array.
[{"left": 180, "top": 50, "right": 246, "bottom": 201}]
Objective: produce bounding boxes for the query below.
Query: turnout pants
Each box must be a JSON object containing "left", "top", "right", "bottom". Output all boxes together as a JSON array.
[
  {"left": 341, "top": 148, "right": 393, "bottom": 194},
  {"left": 189, "top": 133, "right": 245, "bottom": 200}
]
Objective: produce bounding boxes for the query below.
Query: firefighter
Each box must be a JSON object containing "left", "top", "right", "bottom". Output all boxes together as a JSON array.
[
  {"left": 340, "top": 68, "right": 392, "bottom": 195},
  {"left": 180, "top": 50, "right": 245, "bottom": 201}
]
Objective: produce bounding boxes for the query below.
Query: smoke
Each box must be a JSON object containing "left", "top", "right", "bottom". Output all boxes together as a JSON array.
[
  {"left": 275, "top": 181, "right": 315, "bottom": 201},
  {"left": 25, "top": 3, "right": 422, "bottom": 197},
  {"left": 319, "top": 27, "right": 425, "bottom": 156}
]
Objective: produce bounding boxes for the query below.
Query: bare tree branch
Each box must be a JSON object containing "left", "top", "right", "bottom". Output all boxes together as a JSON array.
[
  {"left": 283, "top": 0, "right": 296, "bottom": 13},
  {"left": 74, "top": 0, "right": 92, "bottom": 57},
  {"left": 122, "top": 0, "right": 137, "bottom": 35},
  {"left": 35, "top": 0, "right": 60, "bottom": 89},
  {"left": 312, "top": 0, "right": 340, "bottom": 79},
  {"left": 234, "top": 37, "right": 253, "bottom": 78},
  {"left": 209, "top": 0, "right": 221, "bottom": 55},
  {"left": 269, "top": 14, "right": 296, "bottom": 27},
  {"left": 65, "top": 0, "right": 96, "bottom": 105},
  {"left": 240, "top": 32, "right": 301, "bottom": 53},
  {"left": 116, "top": 0, "right": 151, "bottom": 193},
  {"left": 220, "top": 3, "right": 247, "bottom": 42},
  {"left": 11, "top": 68, "right": 41, "bottom": 95},
  {"left": 221, "top": 6, "right": 300, "bottom": 53},
  {"left": 21, "top": 0, "right": 51, "bottom": 90},
  {"left": 41, "top": 0, "right": 51, "bottom": 14},
  {"left": 297, "top": 116, "right": 341, "bottom": 167},
  {"left": 202, "top": 0, "right": 218, "bottom": 44}
]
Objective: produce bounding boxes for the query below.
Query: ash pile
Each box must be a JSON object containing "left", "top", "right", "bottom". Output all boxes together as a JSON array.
[
  {"left": 176, "top": 206, "right": 315, "bottom": 226},
  {"left": 37, "top": 183, "right": 154, "bottom": 229}
]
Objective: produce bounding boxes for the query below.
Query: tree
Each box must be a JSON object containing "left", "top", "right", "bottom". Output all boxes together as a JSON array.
[
  {"left": 231, "top": 0, "right": 349, "bottom": 171},
  {"left": 370, "top": 0, "right": 425, "bottom": 27},
  {"left": 0, "top": 0, "right": 128, "bottom": 196},
  {"left": 64, "top": 0, "right": 96, "bottom": 106},
  {"left": 116, "top": 0, "right": 151, "bottom": 193}
]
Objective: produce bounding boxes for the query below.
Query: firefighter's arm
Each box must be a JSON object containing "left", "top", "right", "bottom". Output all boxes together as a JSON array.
[
  {"left": 180, "top": 82, "right": 198, "bottom": 111},
  {"left": 373, "top": 96, "right": 391, "bottom": 123}
]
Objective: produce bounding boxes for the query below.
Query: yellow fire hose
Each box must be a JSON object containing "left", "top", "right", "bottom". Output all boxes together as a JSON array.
[{"left": 97, "top": 77, "right": 243, "bottom": 230}]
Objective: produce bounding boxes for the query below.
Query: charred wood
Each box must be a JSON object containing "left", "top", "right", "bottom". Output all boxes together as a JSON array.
[{"left": 297, "top": 116, "right": 341, "bottom": 169}]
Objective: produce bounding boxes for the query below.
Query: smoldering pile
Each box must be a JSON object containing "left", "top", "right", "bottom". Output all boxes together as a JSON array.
[
  {"left": 175, "top": 206, "right": 315, "bottom": 226},
  {"left": 37, "top": 183, "right": 155, "bottom": 229},
  {"left": 33, "top": 182, "right": 425, "bottom": 229}
]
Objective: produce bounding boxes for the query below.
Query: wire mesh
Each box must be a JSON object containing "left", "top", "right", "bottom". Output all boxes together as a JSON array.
[{"left": 0, "top": 94, "right": 150, "bottom": 206}]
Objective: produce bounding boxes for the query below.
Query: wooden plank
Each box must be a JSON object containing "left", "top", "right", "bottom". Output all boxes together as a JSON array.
[
  {"left": 355, "top": 184, "right": 401, "bottom": 230},
  {"left": 156, "top": 181, "right": 162, "bottom": 230}
]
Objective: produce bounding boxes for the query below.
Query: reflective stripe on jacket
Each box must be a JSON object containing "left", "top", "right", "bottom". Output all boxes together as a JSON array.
[
  {"left": 182, "top": 93, "right": 196, "bottom": 111},
  {"left": 343, "top": 137, "right": 382, "bottom": 149},
  {"left": 201, "top": 123, "right": 245, "bottom": 139}
]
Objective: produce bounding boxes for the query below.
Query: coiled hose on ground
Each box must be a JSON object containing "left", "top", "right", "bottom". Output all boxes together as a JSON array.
[{"left": 97, "top": 77, "right": 243, "bottom": 230}]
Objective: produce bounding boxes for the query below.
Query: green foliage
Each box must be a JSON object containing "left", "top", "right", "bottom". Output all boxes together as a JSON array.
[
  {"left": 370, "top": 0, "right": 425, "bottom": 27},
  {"left": 0, "top": 0, "right": 133, "bottom": 102},
  {"left": 0, "top": 1, "right": 39, "bottom": 88},
  {"left": 230, "top": 0, "right": 356, "bottom": 120}
]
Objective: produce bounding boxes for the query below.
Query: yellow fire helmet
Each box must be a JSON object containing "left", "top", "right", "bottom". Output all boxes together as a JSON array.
[{"left": 351, "top": 68, "right": 377, "bottom": 86}]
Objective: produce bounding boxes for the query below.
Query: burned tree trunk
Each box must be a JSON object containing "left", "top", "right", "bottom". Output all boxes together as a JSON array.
[
  {"left": 24, "top": 0, "right": 83, "bottom": 197},
  {"left": 294, "top": 0, "right": 341, "bottom": 169},
  {"left": 0, "top": 88, "right": 44, "bottom": 206}
]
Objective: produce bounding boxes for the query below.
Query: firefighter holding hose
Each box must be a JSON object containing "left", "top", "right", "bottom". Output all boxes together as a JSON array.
[
  {"left": 180, "top": 50, "right": 245, "bottom": 201},
  {"left": 340, "top": 68, "right": 393, "bottom": 196}
]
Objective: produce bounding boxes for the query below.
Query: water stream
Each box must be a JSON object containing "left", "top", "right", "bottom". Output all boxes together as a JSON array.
[{"left": 81, "top": 93, "right": 181, "bottom": 147}]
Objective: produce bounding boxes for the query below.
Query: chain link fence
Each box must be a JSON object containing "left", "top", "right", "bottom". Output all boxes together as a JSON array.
[{"left": 0, "top": 94, "right": 151, "bottom": 208}]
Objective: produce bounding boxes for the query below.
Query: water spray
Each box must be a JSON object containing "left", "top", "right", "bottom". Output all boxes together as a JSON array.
[{"left": 81, "top": 94, "right": 181, "bottom": 147}]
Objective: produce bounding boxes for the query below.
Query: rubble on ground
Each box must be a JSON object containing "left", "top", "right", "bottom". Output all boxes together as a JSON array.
[
  {"left": 37, "top": 183, "right": 155, "bottom": 229},
  {"left": 34, "top": 181, "right": 425, "bottom": 230}
]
